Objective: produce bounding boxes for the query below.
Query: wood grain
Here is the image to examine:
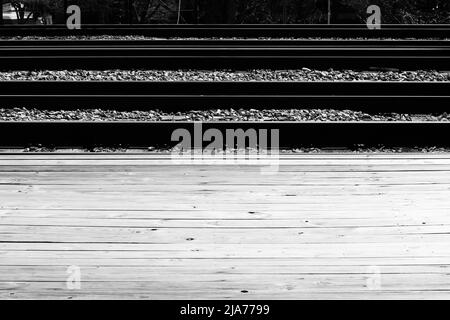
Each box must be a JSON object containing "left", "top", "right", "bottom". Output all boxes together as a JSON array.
[{"left": 1, "top": 153, "right": 450, "bottom": 300}]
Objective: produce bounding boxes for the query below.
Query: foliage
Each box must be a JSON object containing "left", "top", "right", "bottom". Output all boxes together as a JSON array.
[
  {"left": 343, "top": 0, "right": 450, "bottom": 24},
  {"left": 5, "top": 0, "right": 450, "bottom": 24}
]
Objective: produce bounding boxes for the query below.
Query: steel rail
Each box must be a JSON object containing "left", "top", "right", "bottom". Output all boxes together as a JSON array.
[
  {"left": 0, "top": 39, "right": 448, "bottom": 69},
  {"left": 0, "top": 121, "right": 449, "bottom": 149},
  {"left": 0, "top": 81, "right": 448, "bottom": 112},
  {"left": 1, "top": 24, "right": 450, "bottom": 38},
  {"left": 1, "top": 39, "right": 449, "bottom": 46}
]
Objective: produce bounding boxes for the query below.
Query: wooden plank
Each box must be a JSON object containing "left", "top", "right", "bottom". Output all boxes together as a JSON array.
[
  {"left": 2, "top": 153, "right": 450, "bottom": 299},
  {"left": 2, "top": 285, "right": 450, "bottom": 300},
  {"left": 2, "top": 265, "right": 450, "bottom": 278},
  {"left": 0, "top": 216, "right": 446, "bottom": 228},
  {"left": 2, "top": 257, "right": 450, "bottom": 267},
  {"left": 2, "top": 165, "right": 450, "bottom": 172},
  {"left": 0, "top": 183, "right": 449, "bottom": 189},
  {"left": 2, "top": 242, "right": 450, "bottom": 256},
  {"left": 0, "top": 204, "right": 448, "bottom": 212},
  {"left": 1, "top": 230, "right": 450, "bottom": 244}
]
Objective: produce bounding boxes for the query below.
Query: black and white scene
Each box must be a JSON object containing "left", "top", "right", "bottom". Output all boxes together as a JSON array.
[{"left": 0, "top": 0, "right": 450, "bottom": 305}]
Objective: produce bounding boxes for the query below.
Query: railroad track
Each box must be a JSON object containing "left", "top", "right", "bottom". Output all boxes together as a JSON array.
[
  {"left": 0, "top": 24, "right": 449, "bottom": 149},
  {"left": 0, "top": 81, "right": 449, "bottom": 149},
  {"left": 0, "top": 81, "right": 448, "bottom": 112},
  {"left": 0, "top": 38, "right": 449, "bottom": 69},
  {"left": 1, "top": 24, "right": 450, "bottom": 38},
  {"left": 1, "top": 121, "right": 449, "bottom": 149}
]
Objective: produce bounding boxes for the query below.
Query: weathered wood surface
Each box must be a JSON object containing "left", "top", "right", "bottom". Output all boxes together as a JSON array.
[{"left": 1, "top": 153, "right": 450, "bottom": 300}]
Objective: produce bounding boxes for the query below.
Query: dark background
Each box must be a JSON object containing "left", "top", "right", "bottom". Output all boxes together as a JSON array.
[{"left": 1, "top": 0, "right": 449, "bottom": 25}]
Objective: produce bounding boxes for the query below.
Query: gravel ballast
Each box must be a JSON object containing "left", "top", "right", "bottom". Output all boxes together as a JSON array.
[
  {"left": 7, "top": 146, "right": 450, "bottom": 154},
  {"left": 0, "top": 69, "right": 449, "bottom": 82},
  {"left": 2, "top": 107, "right": 450, "bottom": 122},
  {"left": 2, "top": 36, "right": 446, "bottom": 41}
]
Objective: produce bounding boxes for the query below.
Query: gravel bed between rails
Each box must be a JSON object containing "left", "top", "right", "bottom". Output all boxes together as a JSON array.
[
  {"left": 2, "top": 108, "right": 449, "bottom": 122},
  {"left": 1, "top": 69, "right": 449, "bottom": 82},
  {"left": 9, "top": 146, "right": 450, "bottom": 154}
]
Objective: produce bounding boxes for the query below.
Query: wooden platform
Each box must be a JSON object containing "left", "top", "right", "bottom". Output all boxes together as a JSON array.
[{"left": 1, "top": 153, "right": 450, "bottom": 300}]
